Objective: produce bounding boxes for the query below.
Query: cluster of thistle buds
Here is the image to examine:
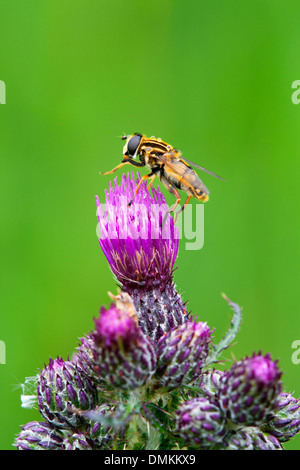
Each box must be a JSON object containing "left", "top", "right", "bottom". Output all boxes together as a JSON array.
[{"left": 16, "top": 173, "right": 300, "bottom": 450}]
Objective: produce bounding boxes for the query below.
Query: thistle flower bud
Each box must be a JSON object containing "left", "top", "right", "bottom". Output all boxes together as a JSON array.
[
  {"left": 96, "top": 173, "right": 190, "bottom": 342},
  {"left": 223, "top": 428, "right": 254, "bottom": 450},
  {"left": 37, "top": 357, "right": 98, "bottom": 429},
  {"left": 262, "top": 392, "right": 300, "bottom": 442},
  {"left": 15, "top": 421, "right": 64, "bottom": 450},
  {"left": 218, "top": 353, "right": 282, "bottom": 425},
  {"left": 85, "top": 404, "right": 113, "bottom": 449},
  {"left": 93, "top": 292, "right": 156, "bottom": 390},
  {"left": 225, "top": 427, "right": 282, "bottom": 450},
  {"left": 62, "top": 432, "right": 93, "bottom": 450},
  {"left": 155, "top": 321, "right": 212, "bottom": 389},
  {"left": 73, "top": 334, "right": 102, "bottom": 384},
  {"left": 175, "top": 396, "right": 226, "bottom": 448},
  {"left": 198, "top": 369, "right": 224, "bottom": 395}
]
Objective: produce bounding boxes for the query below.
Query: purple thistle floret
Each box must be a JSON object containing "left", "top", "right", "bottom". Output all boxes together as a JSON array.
[
  {"left": 218, "top": 352, "right": 282, "bottom": 425},
  {"left": 92, "top": 292, "right": 156, "bottom": 390},
  {"left": 96, "top": 172, "right": 190, "bottom": 342},
  {"left": 155, "top": 321, "right": 212, "bottom": 389}
]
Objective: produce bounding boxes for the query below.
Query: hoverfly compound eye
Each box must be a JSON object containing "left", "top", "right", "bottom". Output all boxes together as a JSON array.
[{"left": 127, "top": 134, "right": 142, "bottom": 157}]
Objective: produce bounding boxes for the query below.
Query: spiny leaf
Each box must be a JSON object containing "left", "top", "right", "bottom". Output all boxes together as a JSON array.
[{"left": 205, "top": 294, "right": 242, "bottom": 366}]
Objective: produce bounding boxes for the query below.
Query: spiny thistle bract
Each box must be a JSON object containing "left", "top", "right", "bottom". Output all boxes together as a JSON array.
[{"left": 15, "top": 172, "right": 300, "bottom": 450}]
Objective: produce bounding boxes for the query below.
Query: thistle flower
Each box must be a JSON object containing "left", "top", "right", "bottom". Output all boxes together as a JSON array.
[
  {"left": 175, "top": 396, "right": 226, "bottom": 448},
  {"left": 92, "top": 292, "right": 156, "bottom": 390},
  {"left": 96, "top": 173, "right": 190, "bottom": 342},
  {"left": 37, "top": 357, "right": 98, "bottom": 429},
  {"left": 96, "top": 172, "right": 178, "bottom": 290},
  {"left": 16, "top": 164, "right": 300, "bottom": 451},
  {"left": 155, "top": 321, "right": 212, "bottom": 389},
  {"left": 15, "top": 421, "right": 64, "bottom": 450},
  {"left": 218, "top": 353, "right": 282, "bottom": 425},
  {"left": 262, "top": 392, "right": 300, "bottom": 442}
]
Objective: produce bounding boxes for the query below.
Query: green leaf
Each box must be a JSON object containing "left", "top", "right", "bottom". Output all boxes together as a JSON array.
[{"left": 205, "top": 294, "right": 242, "bottom": 366}]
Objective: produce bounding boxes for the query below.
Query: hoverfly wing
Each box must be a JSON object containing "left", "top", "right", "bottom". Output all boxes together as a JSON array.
[
  {"left": 179, "top": 157, "right": 227, "bottom": 182},
  {"left": 155, "top": 153, "right": 210, "bottom": 195}
]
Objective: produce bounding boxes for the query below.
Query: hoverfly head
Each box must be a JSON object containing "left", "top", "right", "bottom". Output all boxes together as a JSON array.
[{"left": 123, "top": 133, "right": 142, "bottom": 159}]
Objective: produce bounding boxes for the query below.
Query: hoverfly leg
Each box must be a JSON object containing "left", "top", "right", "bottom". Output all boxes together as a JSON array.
[
  {"left": 159, "top": 177, "right": 181, "bottom": 228},
  {"left": 173, "top": 195, "right": 192, "bottom": 224},
  {"left": 147, "top": 174, "right": 156, "bottom": 191},
  {"left": 161, "top": 211, "right": 169, "bottom": 229},
  {"left": 99, "top": 160, "right": 130, "bottom": 175},
  {"left": 168, "top": 197, "right": 181, "bottom": 214},
  {"left": 128, "top": 173, "right": 154, "bottom": 207},
  {"left": 161, "top": 196, "right": 181, "bottom": 228}
]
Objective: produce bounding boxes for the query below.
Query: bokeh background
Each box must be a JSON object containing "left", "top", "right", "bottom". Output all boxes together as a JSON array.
[{"left": 1, "top": 0, "right": 300, "bottom": 450}]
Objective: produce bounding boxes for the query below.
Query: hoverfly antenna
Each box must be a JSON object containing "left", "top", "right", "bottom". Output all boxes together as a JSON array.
[{"left": 121, "top": 132, "right": 128, "bottom": 141}]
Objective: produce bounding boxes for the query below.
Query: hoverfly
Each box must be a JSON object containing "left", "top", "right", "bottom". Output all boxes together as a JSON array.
[{"left": 100, "top": 133, "right": 225, "bottom": 223}]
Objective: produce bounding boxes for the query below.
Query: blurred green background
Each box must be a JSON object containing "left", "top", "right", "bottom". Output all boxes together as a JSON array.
[{"left": 1, "top": 0, "right": 300, "bottom": 450}]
